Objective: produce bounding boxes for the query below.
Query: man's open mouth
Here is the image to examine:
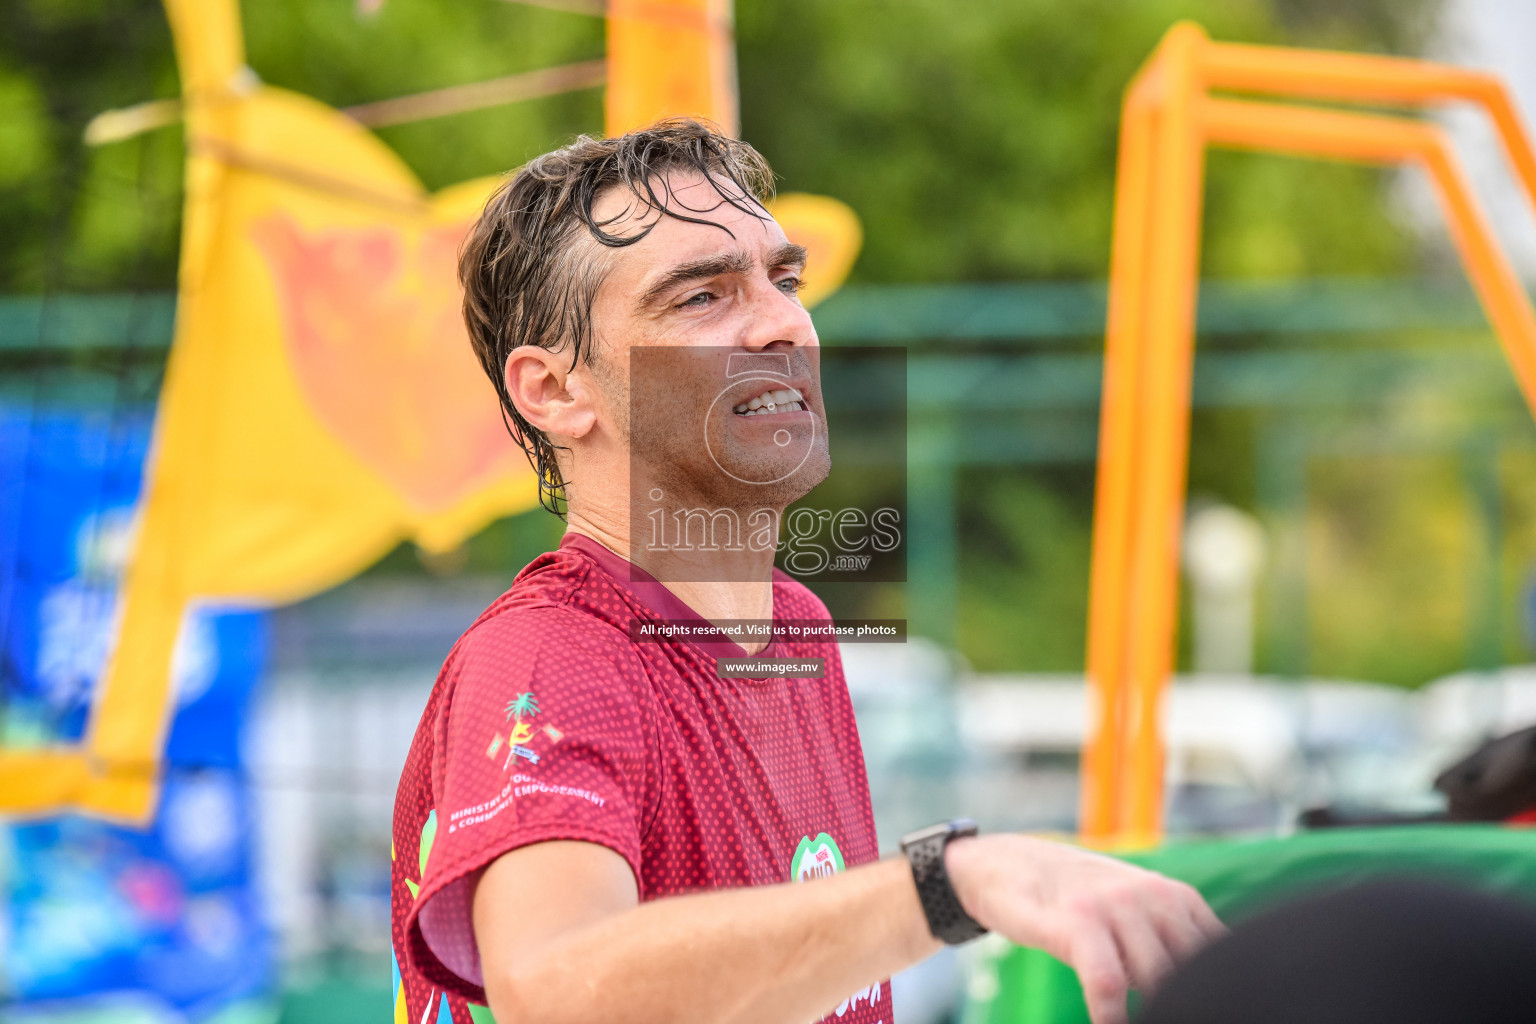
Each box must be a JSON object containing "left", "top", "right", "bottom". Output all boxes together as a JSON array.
[{"left": 733, "top": 387, "right": 807, "bottom": 416}]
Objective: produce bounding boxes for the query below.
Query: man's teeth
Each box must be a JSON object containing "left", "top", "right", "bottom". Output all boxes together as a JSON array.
[{"left": 734, "top": 387, "right": 806, "bottom": 415}]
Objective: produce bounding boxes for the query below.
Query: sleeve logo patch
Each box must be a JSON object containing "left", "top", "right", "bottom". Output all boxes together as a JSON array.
[{"left": 486, "top": 690, "right": 562, "bottom": 773}]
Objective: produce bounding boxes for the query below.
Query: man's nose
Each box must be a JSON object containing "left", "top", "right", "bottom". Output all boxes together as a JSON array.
[{"left": 738, "top": 278, "right": 819, "bottom": 351}]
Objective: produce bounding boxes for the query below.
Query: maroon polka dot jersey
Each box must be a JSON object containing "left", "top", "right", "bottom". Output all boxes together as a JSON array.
[{"left": 390, "top": 533, "right": 891, "bottom": 1024}]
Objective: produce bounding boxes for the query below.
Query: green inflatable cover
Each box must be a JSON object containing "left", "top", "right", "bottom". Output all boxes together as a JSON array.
[{"left": 961, "top": 825, "right": 1536, "bottom": 1024}]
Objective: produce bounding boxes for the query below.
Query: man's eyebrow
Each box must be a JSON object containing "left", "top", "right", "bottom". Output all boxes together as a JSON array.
[
  {"left": 640, "top": 250, "right": 755, "bottom": 308},
  {"left": 766, "top": 242, "right": 809, "bottom": 271}
]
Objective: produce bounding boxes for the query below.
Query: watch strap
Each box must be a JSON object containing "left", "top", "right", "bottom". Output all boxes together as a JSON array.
[{"left": 900, "top": 819, "right": 988, "bottom": 945}]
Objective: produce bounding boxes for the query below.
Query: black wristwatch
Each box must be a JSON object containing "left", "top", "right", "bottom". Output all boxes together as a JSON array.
[{"left": 899, "top": 818, "right": 988, "bottom": 945}]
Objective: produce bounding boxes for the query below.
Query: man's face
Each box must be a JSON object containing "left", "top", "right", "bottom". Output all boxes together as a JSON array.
[{"left": 586, "top": 170, "right": 831, "bottom": 511}]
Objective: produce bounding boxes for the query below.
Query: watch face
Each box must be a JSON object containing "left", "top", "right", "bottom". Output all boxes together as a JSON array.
[
  {"left": 902, "top": 822, "right": 957, "bottom": 847},
  {"left": 901, "top": 819, "right": 980, "bottom": 850}
]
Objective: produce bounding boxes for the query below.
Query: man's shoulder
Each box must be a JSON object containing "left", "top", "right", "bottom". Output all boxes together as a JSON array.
[
  {"left": 460, "top": 543, "right": 634, "bottom": 646},
  {"left": 411, "top": 552, "right": 630, "bottom": 698},
  {"left": 455, "top": 592, "right": 639, "bottom": 673},
  {"left": 432, "top": 569, "right": 656, "bottom": 739},
  {"left": 481, "top": 544, "right": 598, "bottom": 615}
]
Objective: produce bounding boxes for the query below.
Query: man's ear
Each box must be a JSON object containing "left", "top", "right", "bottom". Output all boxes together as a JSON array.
[{"left": 503, "top": 346, "right": 598, "bottom": 442}]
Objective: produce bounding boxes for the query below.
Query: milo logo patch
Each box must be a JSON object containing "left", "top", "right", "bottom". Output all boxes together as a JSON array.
[{"left": 791, "top": 832, "right": 846, "bottom": 883}]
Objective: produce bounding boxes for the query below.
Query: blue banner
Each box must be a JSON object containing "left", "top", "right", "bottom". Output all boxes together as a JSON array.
[{"left": 0, "top": 407, "right": 275, "bottom": 1022}]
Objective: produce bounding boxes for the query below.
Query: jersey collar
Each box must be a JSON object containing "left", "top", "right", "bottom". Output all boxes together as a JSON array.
[{"left": 558, "top": 532, "right": 784, "bottom": 662}]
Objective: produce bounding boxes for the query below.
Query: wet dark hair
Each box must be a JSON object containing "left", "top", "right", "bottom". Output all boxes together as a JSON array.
[{"left": 459, "top": 117, "right": 776, "bottom": 515}]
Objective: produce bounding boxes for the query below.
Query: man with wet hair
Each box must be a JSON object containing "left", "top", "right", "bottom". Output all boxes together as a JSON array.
[{"left": 391, "top": 118, "right": 1222, "bottom": 1024}]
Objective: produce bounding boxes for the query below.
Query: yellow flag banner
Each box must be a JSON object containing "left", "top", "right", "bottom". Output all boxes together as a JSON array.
[
  {"left": 0, "top": 0, "right": 861, "bottom": 821},
  {"left": 0, "top": 0, "right": 535, "bottom": 820}
]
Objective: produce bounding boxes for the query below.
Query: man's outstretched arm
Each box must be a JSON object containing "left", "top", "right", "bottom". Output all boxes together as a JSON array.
[{"left": 472, "top": 834, "right": 1224, "bottom": 1024}]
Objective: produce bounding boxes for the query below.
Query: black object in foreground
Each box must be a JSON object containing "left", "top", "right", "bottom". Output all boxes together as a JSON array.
[
  {"left": 1137, "top": 878, "right": 1536, "bottom": 1024},
  {"left": 1296, "top": 806, "right": 1446, "bottom": 829},
  {"left": 1435, "top": 724, "right": 1536, "bottom": 821}
]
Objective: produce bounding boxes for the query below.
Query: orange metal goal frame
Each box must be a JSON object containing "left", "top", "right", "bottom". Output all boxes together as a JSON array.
[{"left": 1082, "top": 22, "right": 1536, "bottom": 845}]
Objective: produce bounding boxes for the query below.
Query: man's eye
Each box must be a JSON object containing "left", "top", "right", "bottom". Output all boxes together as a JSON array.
[
  {"left": 680, "top": 291, "right": 714, "bottom": 308},
  {"left": 777, "top": 276, "right": 803, "bottom": 295}
]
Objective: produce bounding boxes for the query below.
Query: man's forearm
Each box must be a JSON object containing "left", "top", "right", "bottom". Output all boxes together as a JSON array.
[{"left": 483, "top": 856, "right": 939, "bottom": 1024}]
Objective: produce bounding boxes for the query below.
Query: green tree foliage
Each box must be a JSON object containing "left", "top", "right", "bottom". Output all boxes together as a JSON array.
[
  {"left": 738, "top": 0, "right": 1446, "bottom": 675},
  {"left": 0, "top": 0, "right": 185, "bottom": 290},
  {"left": 242, "top": 0, "right": 603, "bottom": 191},
  {"left": 955, "top": 472, "right": 1093, "bottom": 672},
  {"left": 738, "top": 0, "right": 1436, "bottom": 283},
  {"left": 0, "top": 0, "right": 603, "bottom": 292}
]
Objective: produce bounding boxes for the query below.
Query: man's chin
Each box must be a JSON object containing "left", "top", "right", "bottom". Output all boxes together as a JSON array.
[
  {"left": 704, "top": 445, "right": 831, "bottom": 508},
  {"left": 641, "top": 447, "right": 831, "bottom": 511},
  {"left": 627, "top": 449, "right": 831, "bottom": 581}
]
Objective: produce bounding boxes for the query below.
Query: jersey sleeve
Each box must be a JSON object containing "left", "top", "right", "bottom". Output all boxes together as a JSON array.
[{"left": 403, "top": 604, "right": 658, "bottom": 1000}]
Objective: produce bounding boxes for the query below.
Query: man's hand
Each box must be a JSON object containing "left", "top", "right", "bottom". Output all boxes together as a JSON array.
[{"left": 945, "top": 834, "right": 1225, "bottom": 1024}]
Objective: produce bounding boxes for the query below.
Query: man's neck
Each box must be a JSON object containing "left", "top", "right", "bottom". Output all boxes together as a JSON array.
[{"left": 564, "top": 504, "right": 780, "bottom": 655}]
